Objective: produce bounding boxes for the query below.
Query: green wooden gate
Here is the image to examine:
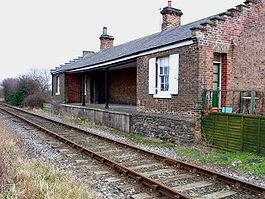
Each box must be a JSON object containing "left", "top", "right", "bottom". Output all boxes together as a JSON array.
[{"left": 202, "top": 112, "right": 265, "bottom": 154}]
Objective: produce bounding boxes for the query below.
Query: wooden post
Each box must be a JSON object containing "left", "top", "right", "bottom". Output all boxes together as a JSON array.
[
  {"left": 105, "top": 68, "right": 109, "bottom": 109},
  {"left": 240, "top": 91, "right": 244, "bottom": 114},
  {"left": 81, "top": 74, "right": 85, "bottom": 106},
  {"left": 250, "top": 90, "right": 256, "bottom": 115},
  {"left": 232, "top": 91, "right": 235, "bottom": 112}
]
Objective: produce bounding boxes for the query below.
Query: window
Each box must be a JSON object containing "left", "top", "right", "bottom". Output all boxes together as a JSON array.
[
  {"left": 212, "top": 53, "right": 222, "bottom": 107},
  {"left": 158, "top": 57, "right": 170, "bottom": 92},
  {"left": 56, "top": 76, "right": 60, "bottom": 95},
  {"left": 149, "top": 54, "right": 179, "bottom": 98}
]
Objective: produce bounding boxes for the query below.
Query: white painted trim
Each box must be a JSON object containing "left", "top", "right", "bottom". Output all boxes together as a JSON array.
[
  {"left": 218, "top": 55, "right": 222, "bottom": 108},
  {"left": 56, "top": 76, "right": 60, "bottom": 95},
  {"left": 153, "top": 92, "right": 172, "bottom": 99},
  {"left": 66, "top": 40, "right": 193, "bottom": 73}
]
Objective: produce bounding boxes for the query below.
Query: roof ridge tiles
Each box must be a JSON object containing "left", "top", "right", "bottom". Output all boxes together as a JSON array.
[{"left": 244, "top": 0, "right": 258, "bottom": 4}]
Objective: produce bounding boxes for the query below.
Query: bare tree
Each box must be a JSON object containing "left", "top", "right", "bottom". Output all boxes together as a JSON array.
[
  {"left": 1, "top": 78, "right": 19, "bottom": 96},
  {"left": 25, "top": 68, "right": 51, "bottom": 93},
  {"left": 0, "top": 86, "right": 4, "bottom": 99}
]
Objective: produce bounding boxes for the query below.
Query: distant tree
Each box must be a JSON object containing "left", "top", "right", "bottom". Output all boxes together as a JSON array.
[
  {"left": 2, "top": 78, "right": 19, "bottom": 96},
  {"left": 1, "top": 68, "right": 51, "bottom": 108},
  {"left": 0, "top": 86, "right": 4, "bottom": 99},
  {"left": 25, "top": 68, "right": 51, "bottom": 93}
]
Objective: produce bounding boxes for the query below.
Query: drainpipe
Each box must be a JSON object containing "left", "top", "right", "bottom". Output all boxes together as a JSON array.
[{"left": 105, "top": 68, "right": 109, "bottom": 109}]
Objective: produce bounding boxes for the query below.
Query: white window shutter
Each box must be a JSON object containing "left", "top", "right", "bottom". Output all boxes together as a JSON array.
[
  {"left": 148, "top": 58, "right": 156, "bottom": 94},
  {"left": 169, "top": 54, "right": 179, "bottom": 95}
]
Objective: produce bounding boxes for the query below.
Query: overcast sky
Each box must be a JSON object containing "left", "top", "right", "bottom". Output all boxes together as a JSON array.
[{"left": 0, "top": 0, "right": 243, "bottom": 83}]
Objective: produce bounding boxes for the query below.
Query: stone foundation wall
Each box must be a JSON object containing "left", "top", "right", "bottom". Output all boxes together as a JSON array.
[
  {"left": 51, "top": 104, "right": 196, "bottom": 143},
  {"left": 52, "top": 104, "right": 131, "bottom": 133},
  {"left": 131, "top": 113, "right": 195, "bottom": 143}
]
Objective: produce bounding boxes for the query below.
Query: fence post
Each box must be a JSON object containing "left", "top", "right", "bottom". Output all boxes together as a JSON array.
[
  {"left": 250, "top": 90, "right": 256, "bottom": 115},
  {"left": 232, "top": 91, "right": 235, "bottom": 112},
  {"left": 240, "top": 91, "right": 244, "bottom": 114}
]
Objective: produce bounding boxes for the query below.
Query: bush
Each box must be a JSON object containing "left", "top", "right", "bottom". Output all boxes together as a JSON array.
[{"left": 24, "top": 94, "right": 46, "bottom": 109}]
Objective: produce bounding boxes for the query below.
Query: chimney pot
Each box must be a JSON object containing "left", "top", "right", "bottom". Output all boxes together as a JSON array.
[
  {"left": 168, "top": 1, "right": 172, "bottom": 7},
  {"left": 103, "top": 27, "right": 107, "bottom": 35}
]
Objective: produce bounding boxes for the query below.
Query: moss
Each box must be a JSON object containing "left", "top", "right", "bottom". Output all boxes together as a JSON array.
[{"left": 189, "top": 27, "right": 207, "bottom": 31}]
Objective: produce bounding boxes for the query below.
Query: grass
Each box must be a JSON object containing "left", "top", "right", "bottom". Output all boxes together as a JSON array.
[
  {"left": 0, "top": 121, "right": 102, "bottom": 199},
  {"left": 34, "top": 109, "right": 265, "bottom": 177}
]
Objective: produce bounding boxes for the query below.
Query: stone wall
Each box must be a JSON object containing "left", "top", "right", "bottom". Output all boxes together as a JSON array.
[
  {"left": 52, "top": 104, "right": 131, "bottom": 133},
  {"left": 51, "top": 104, "right": 196, "bottom": 143},
  {"left": 131, "top": 113, "right": 195, "bottom": 143}
]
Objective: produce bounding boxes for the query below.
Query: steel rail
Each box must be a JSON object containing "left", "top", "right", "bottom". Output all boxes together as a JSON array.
[
  {"left": 1, "top": 104, "right": 265, "bottom": 196},
  {"left": 0, "top": 105, "right": 190, "bottom": 199}
]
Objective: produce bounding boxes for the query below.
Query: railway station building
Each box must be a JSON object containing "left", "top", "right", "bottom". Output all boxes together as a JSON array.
[{"left": 51, "top": 0, "right": 264, "bottom": 143}]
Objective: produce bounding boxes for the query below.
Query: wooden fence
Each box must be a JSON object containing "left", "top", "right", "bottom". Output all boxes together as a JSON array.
[{"left": 202, "top": 112, "right": 265, "bottom": 154}]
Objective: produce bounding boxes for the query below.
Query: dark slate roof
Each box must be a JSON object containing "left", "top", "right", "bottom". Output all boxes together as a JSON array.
[{"left": 51, "top": 14, "right": 225, "bottom": 74}]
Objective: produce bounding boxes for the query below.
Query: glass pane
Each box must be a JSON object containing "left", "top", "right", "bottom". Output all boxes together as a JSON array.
[
  {"left": 161, "top": 76, "right": 164, "bottom": 83},
  {"left": 213, "top": 64, "right": 219, "bottom": 73},
  {"left": 213, "top": 74, "right": 218, "bottom": 82},
  {"left": 165, "top": 76, "right": 169, "bottom": 84},
  {"left": 165, "top": 84, "right": 169, "bottom": 91},
  {"left": 213, "top": 83, "right": 218, "bottom": 90},
  {"left": 164, "top": 67, "right": 168, "bottom": 75},
  {"left": 160, "top": 67, "right": 163, "bottom": 74}
]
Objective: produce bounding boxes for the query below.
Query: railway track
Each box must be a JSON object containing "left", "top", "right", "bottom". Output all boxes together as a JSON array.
[{"left": 0, "top": 104, "right": 264, "bottom": 199}]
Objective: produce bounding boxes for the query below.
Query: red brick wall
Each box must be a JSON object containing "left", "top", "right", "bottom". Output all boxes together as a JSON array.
[
  {"left": 137, "top": 44, "right": 200, "bottom": 117},
  {"left": 100, "top": 38, "right": 114, "bottom": 50},
  {"left": 162, "top": 12, "right": 181, "bottom": 31},
  {"left": 67, "top": 74, "right": 82, "bottom": 103},
  {"left": 109, "top": 67, "right": 136, "bottom": 105},
  {"left": 194, "top": 0, "right": 264, "bottom": 102}
]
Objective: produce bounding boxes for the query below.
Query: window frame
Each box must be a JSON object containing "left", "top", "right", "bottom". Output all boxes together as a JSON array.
[
  {"left": 55, "top": 76, "right": 60, "bottom": 95},
  {"left": 153, "top": 56, "right": 171, "bottom": 99}
]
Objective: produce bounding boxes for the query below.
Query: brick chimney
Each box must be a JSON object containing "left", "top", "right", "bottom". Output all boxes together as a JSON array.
[
  {"left": 82, "top": 50, "right": 94, "bottom": 57},
  {"left": 161, "top": 1, "right": 183, "bottom": 31},
  {"left": 99, "top": 27, "right": 114, "bottom": 50}
]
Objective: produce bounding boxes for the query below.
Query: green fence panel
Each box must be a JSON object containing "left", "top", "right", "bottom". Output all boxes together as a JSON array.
[{"left": 202, "top": 112, "right": 265, "bottom": 154}]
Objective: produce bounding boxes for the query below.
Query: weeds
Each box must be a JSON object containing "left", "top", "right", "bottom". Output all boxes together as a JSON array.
[{"left": 0, "top": 121, "right": 102, "bottom": 199}]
